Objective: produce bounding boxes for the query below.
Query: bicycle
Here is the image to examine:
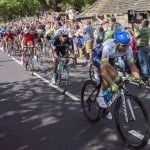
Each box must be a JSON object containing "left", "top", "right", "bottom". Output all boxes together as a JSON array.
[
  {"left": 139, "top": 74, "right": 150, "bottom": 88},
  {"left": 81, "top": 67, "right": 150, "bottom": 149},
  {"left": 51, "top": 54, "right": 75, "bottom": 92},
  {"left": 36, "top": 43, "right": 44, "bottom": 65},
  {"left": 7, "top": 39, "right": 14, "bottom": 56},
  {"left": 89, "top": 63, "right": 100, "bottom": 82},
  {"left": 23, "top": 45, "right": 35, "bottom": 75}
]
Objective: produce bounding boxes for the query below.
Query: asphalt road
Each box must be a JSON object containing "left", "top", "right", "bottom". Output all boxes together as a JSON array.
[{"left": 0, "top": 50, "right": 150, "bottom": 150}]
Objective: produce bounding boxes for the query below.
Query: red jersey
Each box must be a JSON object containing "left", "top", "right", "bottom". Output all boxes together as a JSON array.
[
  {"left": 4, "top": 33, "right": 14, "bottom": 41},
  {"left": 22, "top": 33, "right": 35, "bottom": 45}
]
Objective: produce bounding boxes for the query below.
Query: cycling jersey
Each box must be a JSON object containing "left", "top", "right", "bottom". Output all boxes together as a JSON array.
[
  {"left": 102, "top": 39, "right": 133, "bottom": 60},
  {"left": 22, "top": 33, "right": 37, "bottom": 45},
  {"left": 4, "top": 33, "right": 14, "bottom": 41},
  {"left": 92, "top": 39, "right": 134, "bottom": 69},
  {"left": 44, "top": 28, "right": 54, "bottom": 39},
  {"left": 52, "top": 37, "right": 72, "bottom": 56}
]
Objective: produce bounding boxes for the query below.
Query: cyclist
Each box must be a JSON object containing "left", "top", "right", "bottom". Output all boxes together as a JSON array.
[
  {"left": 51, "top": 29, "right": 73, "bottom": 84},
  {"left": 21, "top": 27, "right": 37, "bottom": 65},
  {"left": 92, "top": 29, "right": 140, "bottom": 119},
  {"left": 3, "top": 27, "right": 14, "bottom": 55},
  {"left": 0, "top": 28, "right": 4, "bottom": 49}
]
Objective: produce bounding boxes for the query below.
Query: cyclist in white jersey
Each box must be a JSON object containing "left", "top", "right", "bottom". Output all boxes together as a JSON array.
[{"left": 93, "top": 29, "right": 140, "bottom": 119}]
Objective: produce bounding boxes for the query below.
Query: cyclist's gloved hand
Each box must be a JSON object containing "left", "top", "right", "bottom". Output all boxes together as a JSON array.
[
  {"left": 114, "top": 76, "right": 122, "bottom": 84},
  {"left": 139, "top": 79, "right": 146, "bottom": 89},
  {"left": 111, "top": 82, "right": 119, "bottom": 93}
]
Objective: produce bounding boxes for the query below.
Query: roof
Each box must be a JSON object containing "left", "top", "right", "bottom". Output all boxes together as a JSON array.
[{"left": 78, "top": 0, "right": 150, "bottom": 18}]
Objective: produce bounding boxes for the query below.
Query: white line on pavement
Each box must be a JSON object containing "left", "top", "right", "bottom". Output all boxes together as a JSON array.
[
  {"left": 33, "top": 72, "right": 80, "bottom": 101},
  {"left": 5, "top": 52, "right": 80, "bottom": 101},
  {"left": 128, "top": 130, "right": 150, "bottom": 144}
]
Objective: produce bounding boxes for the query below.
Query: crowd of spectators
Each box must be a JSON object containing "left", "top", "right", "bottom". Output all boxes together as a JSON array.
[{"left": 0, "top": 9, "right": 150, "bottom": 76}]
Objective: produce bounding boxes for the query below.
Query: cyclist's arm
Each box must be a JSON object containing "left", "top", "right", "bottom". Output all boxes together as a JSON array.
[{"left": 127, "top": 47, "right": 140, "bottom": 79}]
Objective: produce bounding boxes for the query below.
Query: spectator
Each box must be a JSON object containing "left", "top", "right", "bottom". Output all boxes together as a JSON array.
[
  {"left": 135, "top": 19, "right": 150, "bottom": 76},
  {"left": 83, "top": 20, "right": 95, "bottom": 65},
  {"left": 110, "top": 16, "right": 122, "bottom": 31}
]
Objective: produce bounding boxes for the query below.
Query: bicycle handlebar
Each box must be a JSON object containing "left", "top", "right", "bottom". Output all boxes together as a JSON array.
[{"left": 23, "top": 46, "right": 37, "bottom": 48}]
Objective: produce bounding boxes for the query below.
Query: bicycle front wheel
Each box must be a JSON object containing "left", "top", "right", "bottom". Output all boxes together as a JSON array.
[
  {"left": 115, "top": 93, "right": 150, "bottom": 149},
  {"left": 57, "top": 66, "right": 69, "bottom": 92},
  {"left": 81, "top": 80, "right": 101, "bottom": 123}
]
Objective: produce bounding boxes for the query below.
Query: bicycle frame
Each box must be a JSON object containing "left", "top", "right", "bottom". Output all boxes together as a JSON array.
[
  {"left": 58, "top": 56, "right": 67, "bottom": 74},
  {"left": 91, "top": 77, "right": 136, "bottom": 123},
  {"left": 109, "top": 81, "right": 136, "bottom": 123},
  {"left": 24, "top": 46, "right": 34, "bottom": 72}
]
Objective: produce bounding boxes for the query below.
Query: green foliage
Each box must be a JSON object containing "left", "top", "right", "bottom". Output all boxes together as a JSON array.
[
  {"left": 0, "top": 0, "right": 40, "bottom": 20},
  {"left": 0, "top": 0, "right": 97, "bottom": 20}
]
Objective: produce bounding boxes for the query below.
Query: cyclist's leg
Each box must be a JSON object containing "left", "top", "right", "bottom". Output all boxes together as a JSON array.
[
  {"left": 96, "top": 62, "right": 118, "bottom": 116},
  {"left": 51, "top": 49, "right": 59, "bottom": 84},
  {"left": 85, "top": 40, "right": 94, "bottom": 65},
  {"left": 101, "top": 62, "right": 118, "bottom": 86},
  {"left": 21, "top": 41, "right": 28, "bottom": 65}
]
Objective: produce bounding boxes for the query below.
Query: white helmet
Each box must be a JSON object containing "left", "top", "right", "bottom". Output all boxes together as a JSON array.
[
  {"left": 58, "top": 29, "right": 69, "bottom": 36},
  {"left": 23, "top": 28, "right": 29, "bottom": 34},
  {"left": 6, "top": 27, "right": 11, "bottom": 33},
  {"left": 37, "top": 29, "right": 44, "bottom": 35}
]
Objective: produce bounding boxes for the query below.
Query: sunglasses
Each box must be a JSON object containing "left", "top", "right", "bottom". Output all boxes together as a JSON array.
[
  {"left": 120, "top": 44, "right": 129, "bottom": 47},
  {"left": 62, "top": 35, "right": 68, "bottom": 37}
]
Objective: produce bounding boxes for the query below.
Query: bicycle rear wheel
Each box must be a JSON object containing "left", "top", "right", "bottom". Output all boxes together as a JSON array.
[
  {"left": 89, "top": 64, "right": 100, "bottom": 82},
  {"left": 81, "top": 80, "right": 101, "bottom": 123},
  {"left": 115, "top": 93, "right": 150, "bottom": 149}
]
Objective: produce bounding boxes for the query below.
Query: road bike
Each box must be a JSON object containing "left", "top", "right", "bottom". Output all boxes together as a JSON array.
[
  {"left": 89, "top": 63, "right": 100, "bottom": 82},
  {"left": 23, "top": 45, "right": 35, "bottom": 75},
  {"left": 36, "top": 43, "right": 44, "bottom": 65},
  {"left": 81, "top": 67, "right": 150, "bottom": 149},
  {"left": 50, "top": 53, "right": 75, "bottom": 92},
  {"left": 7, "top": 40, "right": 14, "bottom": 56}
]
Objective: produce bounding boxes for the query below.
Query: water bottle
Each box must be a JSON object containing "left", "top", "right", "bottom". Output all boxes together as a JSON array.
[{"left": 103, "top": 89, "right": 113, "bottom": 103}]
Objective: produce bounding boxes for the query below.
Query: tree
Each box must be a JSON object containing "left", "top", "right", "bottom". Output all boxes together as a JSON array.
[
  {"left": 38, "top": 0, "right": 49, "bottom": 10},
  {"left": 0, "top": 0, "right": 97, "bottom": 20},
  {"left": 0, "top": 0, "right": 40, "bottom": 20}
]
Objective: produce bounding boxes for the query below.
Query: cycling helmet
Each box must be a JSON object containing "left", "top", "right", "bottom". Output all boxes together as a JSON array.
[
  {"left": 29, "top": 27, "right": 35, "bottom": 31},
  {"left": 114, "top": 29, "right": 131, "bottom": 45},
  {"left": 6, "top": 27, "right": 11, "bottom": 33},
  {"left": 37, "top": 29, "right": 44, "bottom": 35},
  {"left": 23, "top": 28, "right": 29, "bottom": 34},
  {"left": 59, "top": 29, "right": 69, "bottom": 36}
]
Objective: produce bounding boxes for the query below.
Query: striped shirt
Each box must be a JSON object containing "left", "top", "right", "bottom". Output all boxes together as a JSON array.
[{"left": 136, "top": 27, "right": 150, "bottom": 47}]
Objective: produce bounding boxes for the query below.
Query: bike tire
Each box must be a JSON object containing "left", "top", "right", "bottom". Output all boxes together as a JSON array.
[
  {"left": 36, "top": 55, "right": 39, "bottom": 62},
  {"left": 89, "top": 64, "right": 100, "bottom": 82},
  {"left": 25, "top": 63, "right": 28, "bottom": 71},
  {"left": 39, "top": 56, "right": 43, "bottom": 65},
  {"left": 115, "top": 93, "right": 150, "bottom": 149},
  {"left": 81, "top": 80, "right": 101, "bottom": 123}
]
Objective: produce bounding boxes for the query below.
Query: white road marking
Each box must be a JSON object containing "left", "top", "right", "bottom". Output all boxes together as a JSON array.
[
  {"left": 1, "top": 51, "right": 80, "bottom": 101},
  {"left": 128, "top": 130, "right": 150, "bottom": 144},
  {"left": 11, "top": 55, "right": 22, "bottom": 65}
]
